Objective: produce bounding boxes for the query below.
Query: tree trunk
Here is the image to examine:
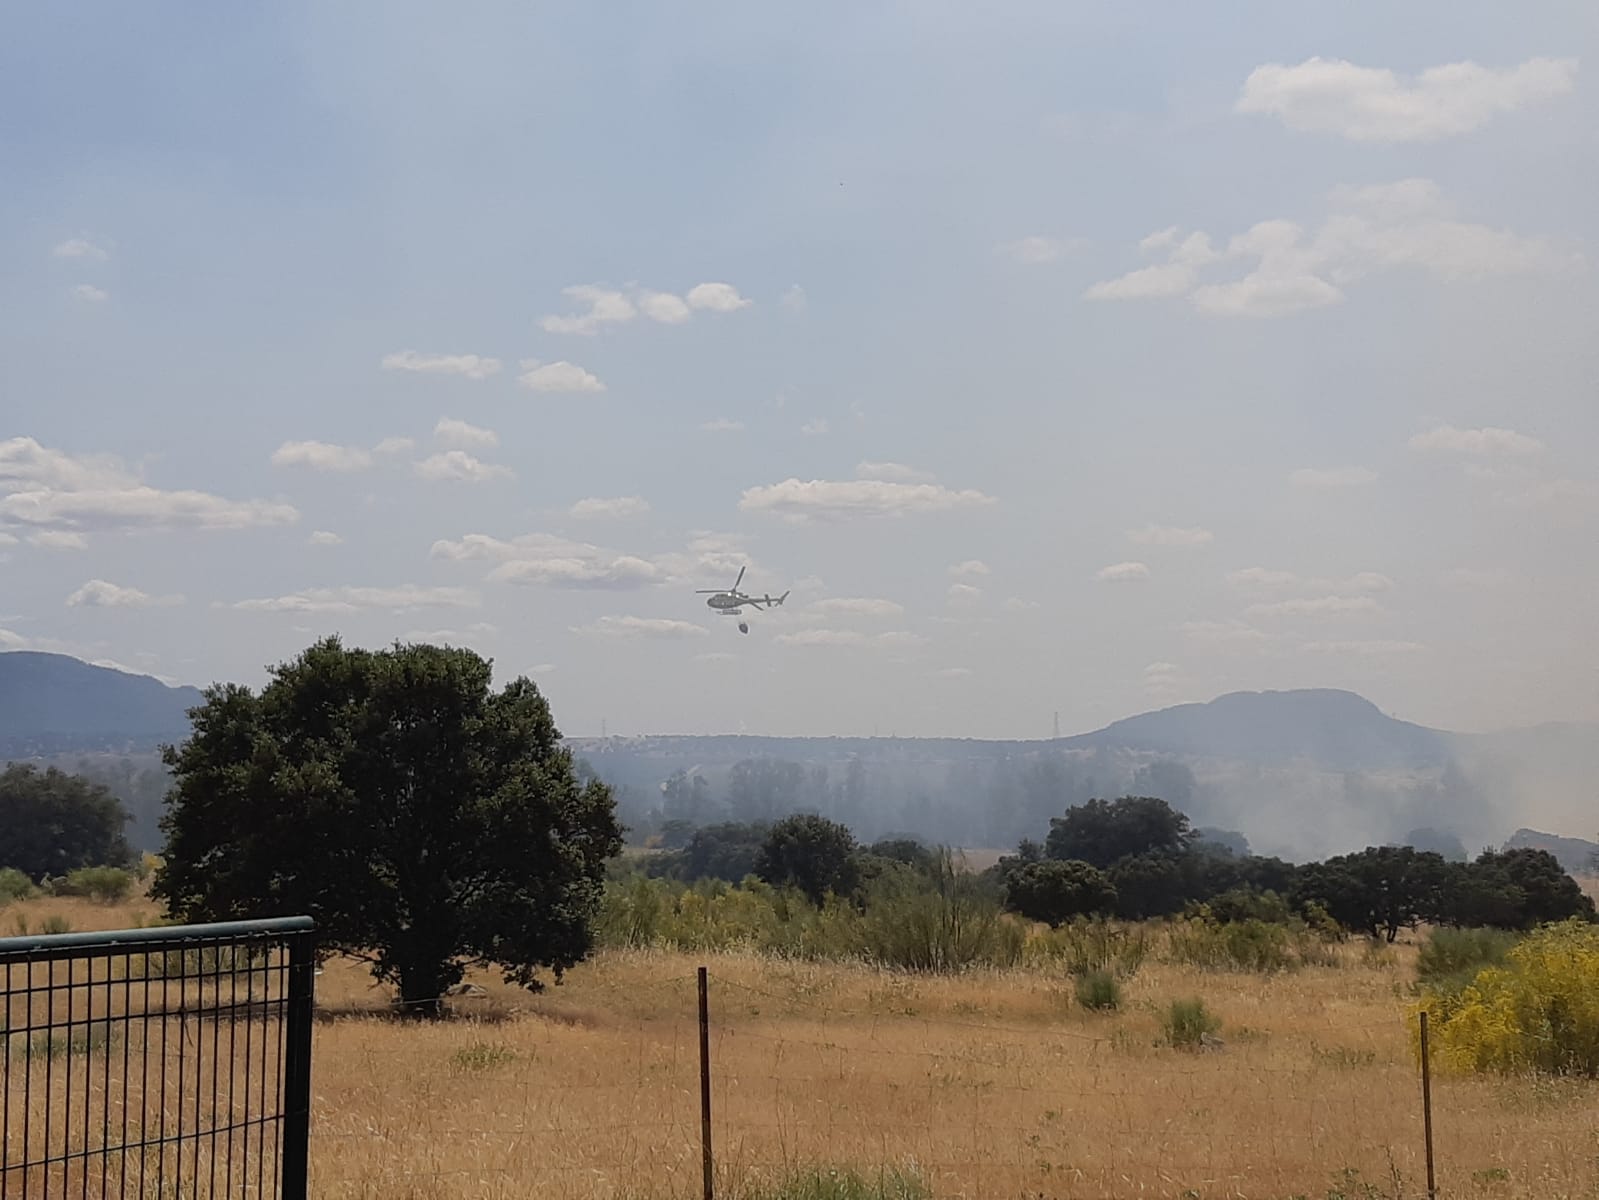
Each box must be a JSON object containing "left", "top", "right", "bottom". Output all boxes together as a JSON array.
[{"left": 396, "top": 958, "right": 452, "bottom": 1019}]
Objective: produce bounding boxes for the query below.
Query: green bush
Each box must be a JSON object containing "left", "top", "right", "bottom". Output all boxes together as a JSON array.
[
  {"left": 50, "top": 866, "right": 134, "bottom": 904},
  {"left": 1162, "top": 997, "right": 1220, "bottom": 1049},
  {"left": 1417, "top": 918, "right": 1599, "bottom": 1076},
  {"left": 734, "top": 1165, "right": 931, "bottom": 1200},
  {"left": 1027, "top": 917, "right": 1150, "bottom": 977},
  {"left": 0, "top": 867, "right": 36, "bottom": 903},
  {"left": 1073, "top": 968, "right": 1122, "bottom": 1012},
  {"left": 1416, "top": 926, "right": 1518, "bottom": 994}
]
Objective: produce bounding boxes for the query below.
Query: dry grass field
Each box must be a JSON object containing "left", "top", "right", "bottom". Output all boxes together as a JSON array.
[{"left": 7, "top": 892, "right": 1599, "bottom": 1199}]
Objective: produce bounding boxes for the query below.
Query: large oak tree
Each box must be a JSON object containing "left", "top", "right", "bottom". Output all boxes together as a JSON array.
[{"left": 153, "top": 637, "right": 622, "bottom": 1016}]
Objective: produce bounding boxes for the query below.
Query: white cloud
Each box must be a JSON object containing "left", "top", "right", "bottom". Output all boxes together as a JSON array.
[
  {"left": 0, "top": 627, "right": 27, "bottom": 649},
  {"left": 1291, "top": 466, "right": 1379, "bottom": 488},
  {"left": 1180, "top": 619, "right": 1274, "bottom": 646},
  {"left": 1094, "top": 561, "right": 1149, "bottom": 582},
  {"left": 1408, "top": 424, "right": 1544, "bottom": 456},
  {"left": 1227, "top": 567, "right": 1302, "bottom": 590},
  {"left": 1228, "top": 568, "right": 1392, "bottom": 595},
  {"left": 1298, "top": 639, "right": 1425, "bottom": 657},
  {"left": 739, "top": 478, "right": 997, "bottom": 523},
  {"left": 0, "top": 438, "right": 132, "bottom": 492},
  {"left": 685, "top": 282, "right": 751, "bottom": 312},
  {"left": 373, "top": 436, "right": 416, "bottom": 456},
  {"left": 780, "top": 285, "right": 808, "bottom": 313},
  {"left": 413, "top": 451, "right": 513, "bottom": 483},
  {"left": 233, "top": 585, "right": 479, "bottom": 614},
  {"left": 270, "top": 440, "right": 374, "bottom": 472},
  {"left": 66, "top": 579, "right": 183, "bottom": 608},
  {"left": 72, "top": 284, "right": 109, "bottom": 303},
  {"left": 0, "top": 532, "right": 16, "bottom": 546},
  {"left": 1236, "top": 55, "right": 1578, "bottom": 142},
  {"left": 539, "top": 285, "right": 638, "bottom": 335},
  {"left": 53, "top": 237, "right": 108, "bottom": 260},
  {"left": 2, "top": 487, "right": 296, "bottom": 533},
  {"left": 996, "top": 235, "right": 1082, "bottom": 264},
  {"left": 1245, "top": 595, "right": 1382, "bottom": 619},
  {"left": 775, "top": 628, "right": 924, "bottom": 650},
  {"left": 490, "top": 556, "right": 662, "bottom": 589},
  {"left": 308, "top": 530, "right": 343, "bottom": 546},
  {"left": 517, "top": 359, "right": 605, "bottom": 393},
  {"left": 1490, "top": 476, "right": 1599, "bottom": 510},
  {"left": 572, "top": 616, "right": 707, "bottom": 639},
  {"left": 808, "top": 597, "right": 906, "bottom": 619},
  {"left": 637, "top": 291, "right": 692, "bottom": 324},
  {"left": 702, "top": 418, "right": 745, "bottom": 433},
  {"left": 801, "top": 419, "right": 830, "bottom": 436},
  {"left": 947, "top": 583, "right": 983, "bottom": 605},
  {"left": 949, "top": 560, "right": 990, "bottom": 580},
  {"left": 29, "top": 531, "right": 88, "bottom": 551},
  {"left": 381, "top": 351, "right": 501, "bottom": 380},
  {"left": 569, "top": 496, "right": 650, "bottom": 519},
  {"left": 1002, "top": 596, "right": 1041, "bottom": 612},
  {"left": 1128, "top": 524, "right": 1213, "bottom": 546},
  {"left": 433, "top": 418, "right": 500, "bottom": 449},
  {"left": 1087, "top": 180, "right": 1577, "bottom": 318},
  {"left": 857, "top": 461, "right": 934, "bottom": 483}
]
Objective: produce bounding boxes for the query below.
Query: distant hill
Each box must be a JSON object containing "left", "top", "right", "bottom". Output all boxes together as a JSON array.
[
  {"left": 1060, "top": 688, "right": 1452, "bottom": 771},
  {"left": 1503, "top": 828, "right": 1599, "bottom": 875},
  {"left": 0, "top": 652, "right": 203, "bottom": 754}
]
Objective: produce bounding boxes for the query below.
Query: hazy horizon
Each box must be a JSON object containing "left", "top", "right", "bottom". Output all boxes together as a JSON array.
[{"left": 5, "top": 3, "right": 1597, "bottom": 742}]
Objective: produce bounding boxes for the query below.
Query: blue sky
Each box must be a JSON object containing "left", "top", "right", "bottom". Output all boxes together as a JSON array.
[{"left": 3, "top": 2, "right": 1597, "bottom": 738}]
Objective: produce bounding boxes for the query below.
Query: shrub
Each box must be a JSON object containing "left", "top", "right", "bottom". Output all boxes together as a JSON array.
[
  {"left": 1416, "top": 926, "right": 1518, "bottom": 993},
  {"left": 1200, "top": 887, "right": 1293, "bottom": 925},
  {"left": 0, "top": 867, "right": 36, "bottom": 904},
  {"left": 51, "top": 866, "right": 134, "bottom": 904},
  {"left": 1162, "top": 998, "right": 1220, "bottom": 1049},
  {"left": 1418, "top": 918, "right": 1599, "bottom": 1075},
  {"left": 734, "top": 1164, "right": 932, "bottom": 1200},
  {"left": 1004, "top": 859, "right": 1117, "bottom": 927},
  {"left": 1074, "top": 969, "right": 1121, "bottom": 1012},
  {"left": 857, "top": 854, "right": 1023, "bottom": 972},
  {"left": 1167, "top": 915, "right": 1336, "bottom": 973},
  {"left": 1027, "top": 917, "right": 1150, "bottom": 977}
]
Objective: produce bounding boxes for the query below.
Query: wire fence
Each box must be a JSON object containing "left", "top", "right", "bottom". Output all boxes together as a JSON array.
[
  {"left": 292, "top": 960, "right": 1543, "bottom": 1200},
  {"left": 1, "top": 918, "right": 315, "bottom": 1199}
]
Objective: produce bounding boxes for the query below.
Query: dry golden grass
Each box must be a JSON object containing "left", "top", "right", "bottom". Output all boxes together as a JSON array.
[{"left": 7, "top": 894, "right": 1599, "bottom": 1198}]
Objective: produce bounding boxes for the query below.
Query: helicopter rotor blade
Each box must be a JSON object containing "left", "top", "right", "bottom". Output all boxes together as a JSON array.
[{"left": 733, "top": 565, "right": 746, "bottom": 592}]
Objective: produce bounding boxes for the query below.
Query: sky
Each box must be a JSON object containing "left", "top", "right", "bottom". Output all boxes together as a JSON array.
[{"left": 3, "top": 1, "right": 1597, "bottom": 740}]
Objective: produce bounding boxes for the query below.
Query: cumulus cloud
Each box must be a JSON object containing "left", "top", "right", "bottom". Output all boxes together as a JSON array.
[
  {"left": 270, "top": 440, "right": 374, "bottom": 472},
  {"left": 381, "top": 351, "right": 501, "bottom": 380},
  {"left": 307, "top": 530, "right": 343, "bottom": 546},
  {"left": 1291, "top": 466, "right": 1379, "bottom": 488},
  {"left": 1087, "top": 180, "right": 1577, "bottom": 318},
  {"left": 775, "top": 628, "right": 925, "bottom": 650},
  {"left": 232, "top": 585, "right": 479, "bottom": 614},
  {"left": 702, "top": 418, "right": 744, "bottom": 433},
  {"left": 1003, "top": 596, "right": 1041, "bottom": 612},
  {"left": 541, "top": 281, "right": 751, "bottom": 334},
  {"left": 30, "top": 531, "right": 88, "bottom": 550},
  {"left": 739, "top": 478, "right": 997, "bottom": 523},
  {"left": 1408, "top": 424, "right": 1545, "bottom": 456},
  {"left": 539, "top": 285, "right": 637, "bottom": 335},
  {"left": 413, "top": 451, "right": 512, "bottom": 483},
  {"left": 1128, "top": 524, "right": 1213, "bottom": 546},
  {"left": 801, "top": 419, "right": 830, "bottom": 436},
  {"left": 1298, "top": 639, "right": 1425, "bottom": 657},
  {"left": 685, "top": 282, "right": 751, "bottom": 312},
  {"left": 808, "top": 597, "right": 906, "bottom": 619},
  {"left": 996, "top": 235, "right": 1082, "bottom": 264},
  {"left": 374, "top": 436, "right": 416, "bottom": 456},
  {"left": 433, "top": 418, "right": 499, "bottom": 449},
  {"left": 517, "top": 359, "right": 605, "bottom": 393},
  {"left": 66, "top": 579, "right": 183, "bottom": 608},
  {"left": 947, "top": 583, "right": 983, "bottom": 606},
  {"left": 53, "top": 237, "right": 108, "bottom": 260},
  {"left": 72, "top": 284, "right": 109, "bottom": 303},
  {"left": 857, "top": 461, "right": 934, "bottom": 483},
  {"left": 1245, "top": 595, "right": 1382, "bottom": 618},
  {"left": 1094, "top": 561, "right": 1149, "bottom": 582},
  {"left": 490, "top": 555, "right": 661, "bottom": 589},
  {"left": 949, "top": 560, "right": 990, "bottom": 580},
  {"left": 1180, "top": 619, "right": 1275, "bottom": 645},
  {"left": 572, "top": 616, "right": 707, "bottom": 639},
  {"left": 1236, "top": 55, "right": 1578, "bottom": 142},
  {"left": 0, "top": 439, "right": 297, "bottom": 534},
  {"left": 569, "top": 496, "right": 650, "bottom": 519}
]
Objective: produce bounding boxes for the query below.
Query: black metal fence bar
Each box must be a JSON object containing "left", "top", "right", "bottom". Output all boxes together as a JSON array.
[{"left": 0, "top": 917, "right": 315, "bottom": 1199}]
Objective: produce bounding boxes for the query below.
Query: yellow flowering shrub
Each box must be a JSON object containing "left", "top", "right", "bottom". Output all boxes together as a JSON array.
[{"left": 1415, "top": 918, "right": 1599, "bottom": 1075}]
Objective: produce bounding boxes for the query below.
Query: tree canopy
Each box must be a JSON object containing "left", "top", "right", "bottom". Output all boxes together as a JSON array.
[
  {"left": 754, "top": 813, "right": 860, "bottom": 905},
  {"left": 152, "top": 637, "right": 622, "bottom": 1016},
  {"left": 1004, "top": 859, "right": 1117, "bottom": 926},
  {"left": 1045, "top": 796, "right": 1196, "bottom": 869},
  {"left": 0, "top": 762, "right": 131, "bottom": 880}
]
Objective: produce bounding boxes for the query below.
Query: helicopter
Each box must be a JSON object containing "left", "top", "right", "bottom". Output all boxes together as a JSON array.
[{"left": 696, "top": 565, "right": 789, "bottom": 633}]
